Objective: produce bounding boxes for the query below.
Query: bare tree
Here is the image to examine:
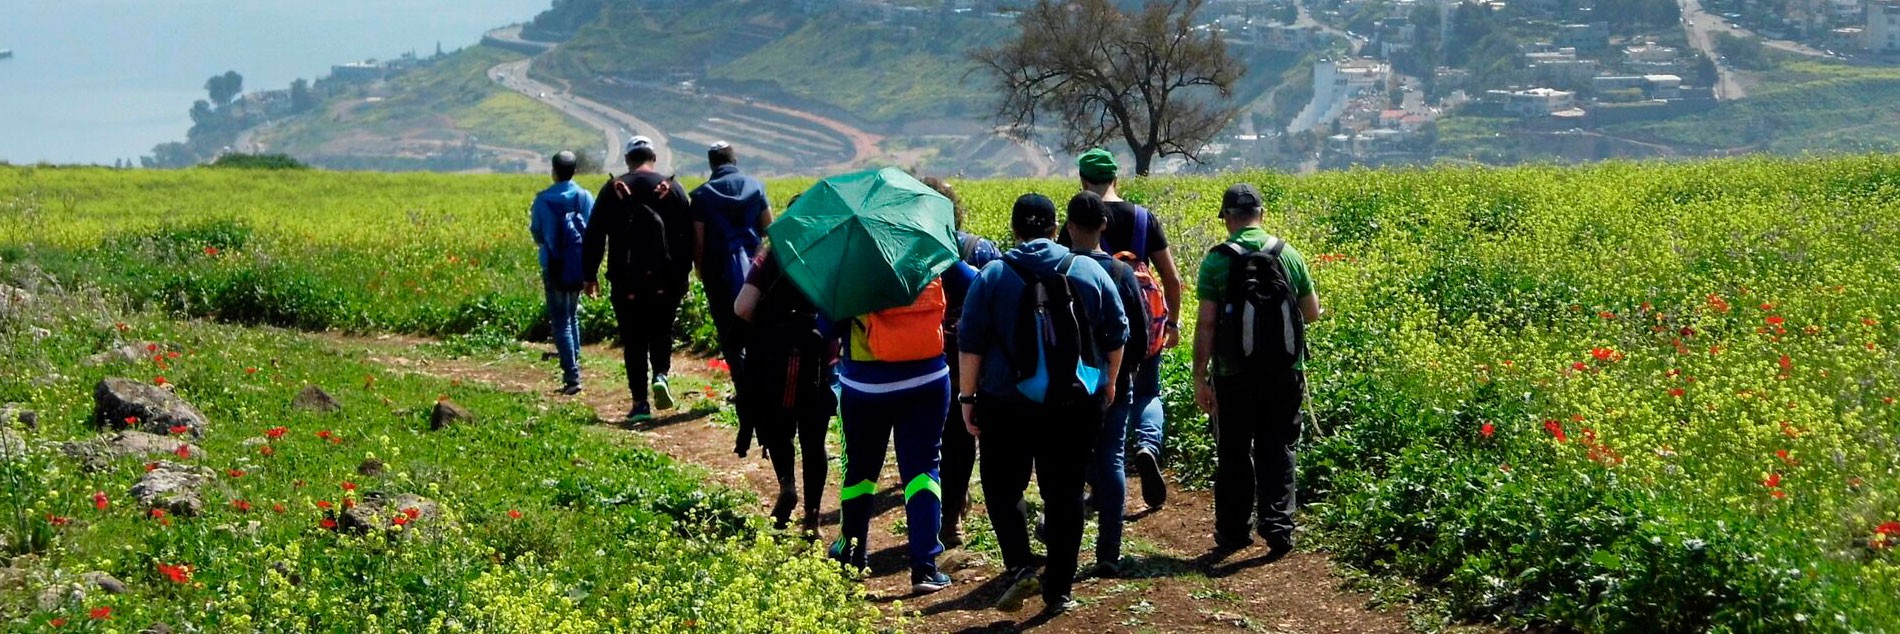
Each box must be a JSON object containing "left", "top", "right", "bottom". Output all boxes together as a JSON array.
[{"left": 973, "top": 0, "right": 1244, "bottom": 176}]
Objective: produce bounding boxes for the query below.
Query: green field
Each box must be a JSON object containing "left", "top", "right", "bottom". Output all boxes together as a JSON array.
[{"left": 4, "top": 157, "right": 1900, "bottom": 631}]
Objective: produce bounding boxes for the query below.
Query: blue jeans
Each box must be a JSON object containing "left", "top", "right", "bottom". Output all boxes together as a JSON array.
[
  {"left": 1089, "top": 389, "right": 1133, "bottom": 566},
  {"left": 544, "top": 286, "right": 582, "bottom": 386},
  {"left": 1131, "top": 355, "right": 1165, "bottom": 456}
]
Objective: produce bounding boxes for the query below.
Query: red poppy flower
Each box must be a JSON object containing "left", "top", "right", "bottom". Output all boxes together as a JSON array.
[
  {"left": 1878, "top": 522, "right": 1900, "bottom": 538},
  {"left": 173, "top": 444, "right": 191, "bottom": 459},
  {"left": 168, "top": 425, "right": 190, "bottom": 435},
  {"left": 316, "top": 430, "right": 333, "bottom": 440},
  {"left": 232, "top": 499, "right": 252, "bottom": 512},
  {"left": 147, "top": 343, "right": 159, "bottom": 353},
  {"left": 1760, "top": 302, "right": 1776, "bottom": 311},
  {"left": 93, "top": 491, "right": 108, "bottom": 511},
  {"left": 1764, "top": 473, "right": 1782, "bottom": 489},
  {"left": 149, "top": 508, "right": 166, "bottom": 521},
  {"left": 508, "top": 509, "right": 523, "bottom": 519},
  {"left": 1771, "top": 490, "right": 1787, "bottom": 500},
  {"left": 259, "top": 445, "right": 275, "bottom": 457},
  {"left": 341, "top": 481, "right": 357, "bottom": 492},
  {"left": 316, "top": 500, "right": 333, "bottom": 510},
  {"left": 272, "top": 503, "right": 286, "bottom": 514},
  {"left": 245, "top": 366, "right": 259, "bottom": 375},
  {"left": 89, "top": 606, "right": 111, "bottom": 620},
  {"left": 708, "top": 359, "right": 731, "bottom": 373},
  {"left": 265, "top": 426, "right": 288, "bottom": 439},
  {"left": 157, "top": 562, "right": 192, "bottom": 584},
  {"left": 1571, "top": 362, "right": 1588, "bottom": 372},
  {"left": 1590, "top": 347, "right": 1616, "bottom": 362},
  {"left": 391, "top": 515, "right": 409, "bottom": 526},
  {"left": 144, "top": 462, "right": 159, "bottom": 472},
  {"left": 1865, "top": 318, "right": 1879, "bottom": 327},
  {"left": 320, "top": 518, "right": 337, "bottom": 530},
  {"left": 1776, "top": 449, "right": 1797, "bottom": 465},
  {"left": 47, "top": 515, "right": 71, "bottom": 526},
  {"left": 227, "top": 469, "right": 245, "bottom": 478},
  {"left": 404, "top": 507, "right": 421, "bottom": 520},
  {"left": 1598, "top": 311, "right": 1616, "bottom": 320},
  {"left": 123, "top": 416, "right": 138, "bottom": 426},
  {"left": 342, "top": 498, "right": 356, "bottom": 510},
  {"left": 50, "top": 617, "right": 66, "bottom": 627},
  {"left": 1544, "top": 420, "right": 1567, "bottom": 443},
  {"left": 204, "top": 246, "right": 220, "bottom": 256},
  {"left": 1765, "top": 315, "right": 1785, "bottom": 327},
  {"left": 154, "top": 376, "right": 169, "bottom": 386},
  {"left": 1669, "top": 388, "right": 1685, "bottom": 398},
  {"left": 1706, "top": 294, "right": 1730, "bottom": 313},
  {"left": 1480, "top": 422, "right": 1495, "bottom": 439}
]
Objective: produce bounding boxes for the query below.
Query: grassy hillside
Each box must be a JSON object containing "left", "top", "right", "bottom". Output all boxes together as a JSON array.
[
  {"left": 259, "top": 46, "right": 598, "bottom": 169},
  {"left": 1609, "top": 57, "right": 1900, "bottom": 153},
  {"left": 5, "top": 158, "right": 1900, "bottom": 631}
]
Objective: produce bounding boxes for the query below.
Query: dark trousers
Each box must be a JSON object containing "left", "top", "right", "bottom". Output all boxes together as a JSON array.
[
  {"left": 1211, "top": 371, "right": 1304, "bottom": 543},
  {"left": 838, "top": 375, "right": 949, "bottom": 576},
  {"left": 978, "top": 397, "right": 1101, "bottom": 603},
  {"left": 610, "top": 293, "right": 682, "bottom": 402},
  {"left": 705, "top": 280, "right": 750, "bottom": 382},
  {"left": 940, "top": 398, "right": 976, "bottom": 531},
  {"left": 746, "top": 338, "right": 835, "bottom": 520}
]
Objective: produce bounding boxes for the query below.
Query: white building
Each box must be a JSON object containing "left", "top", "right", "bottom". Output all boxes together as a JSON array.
[
  {"left": 1869, "top": 1, "right": 1900, "bottom": 52},
  {"left": 1494, "top": 88, "right": 1576, "bottom": 116},
  {"left": 1624, "top": 43, "right": 1678, "bottom": 64}
]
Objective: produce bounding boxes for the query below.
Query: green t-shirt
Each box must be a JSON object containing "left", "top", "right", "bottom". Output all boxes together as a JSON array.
[{"left": 1196, "top": 226, "right": 1315, "bottom": 373}]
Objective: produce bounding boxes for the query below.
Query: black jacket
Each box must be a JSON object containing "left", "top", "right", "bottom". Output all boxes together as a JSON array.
[{"left": 583, "top": 171, "right": 695, "bottom": 298}]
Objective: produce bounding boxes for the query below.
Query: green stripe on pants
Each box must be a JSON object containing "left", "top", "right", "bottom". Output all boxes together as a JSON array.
[
  {"left": 903, "top": 473, "right": 941, "bottom": 502},
  {"left": 840, "top": 479, "right": 877, "bottom": 501}
]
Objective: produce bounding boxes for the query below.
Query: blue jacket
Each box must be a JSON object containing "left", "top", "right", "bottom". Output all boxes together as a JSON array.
[
  {"left": 959, "top": 239, "right": 1129, "bottom": 398},
  {"left": 529, "top": 180, "right": 595, "bottom": 271},
  {"left": 689, "top": 165, "right": 769, "bottom": 289}
]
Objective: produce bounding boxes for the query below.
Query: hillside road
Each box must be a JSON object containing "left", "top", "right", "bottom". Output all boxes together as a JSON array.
[{"left": 488, "top": 58, "right": 673, "bottom": 174}]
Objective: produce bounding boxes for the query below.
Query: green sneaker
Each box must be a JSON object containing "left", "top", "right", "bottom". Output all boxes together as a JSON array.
[
  {"left": 651, "top": 375, "right": 675, "bottom": 411},
  {"left": 995, "top": 566, "right": 1041, "bottom": 613}
]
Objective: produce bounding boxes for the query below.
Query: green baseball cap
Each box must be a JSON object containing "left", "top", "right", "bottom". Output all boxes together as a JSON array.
[{"left": 1077, "top": 148, "right": 1119, "bottom": 183}]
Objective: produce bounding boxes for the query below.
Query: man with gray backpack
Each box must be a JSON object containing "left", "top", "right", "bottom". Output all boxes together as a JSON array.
[
  {"left": 529, "top": 151, "right": 595, "bottom": 395},
  {"left": 1191, "top": 184, "right": 1322, "bottom": 558}
]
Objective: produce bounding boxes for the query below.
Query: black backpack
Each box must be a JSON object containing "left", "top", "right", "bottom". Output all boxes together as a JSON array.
[
  {"left": 1003, "top": 255, "right": 1105, "bottom": 404},
  {"left": 1213, "top": 236, "right": 1306, "bottom": 374}
]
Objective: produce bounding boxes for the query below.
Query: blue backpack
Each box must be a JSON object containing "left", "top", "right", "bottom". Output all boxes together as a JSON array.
[
  {"left": 550, "top": 195, "right": 589, "bottom": 289},
  {"left": 702, "top": 202, "right": 761, "bottom": 300}
]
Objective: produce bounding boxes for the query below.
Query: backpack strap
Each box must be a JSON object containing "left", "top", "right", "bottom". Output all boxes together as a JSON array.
[
  {"left": 958, "top": 233, "right": 981, "bottom": 263},
  {"left": 1213, "top": 241, "right": 1250, "bottom": 260},
  {"left": 1263, "top": 236, "right": 1285, "bottom": 257},
  {"left": 1129, "top": 206, "right": 1150, "bottom": 260}
]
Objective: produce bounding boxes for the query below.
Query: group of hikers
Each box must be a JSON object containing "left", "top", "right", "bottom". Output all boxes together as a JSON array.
[{"left": 528, "top": 139, "right": 1323, "bottom": 616}]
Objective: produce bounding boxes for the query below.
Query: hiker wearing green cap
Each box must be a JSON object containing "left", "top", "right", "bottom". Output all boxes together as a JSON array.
[
  {"left": 1192, "top": 183, "right": 1323, "bottom": 558},
  {"left": 1060, "top": 148, "right": 1185, "bottom": 513}
]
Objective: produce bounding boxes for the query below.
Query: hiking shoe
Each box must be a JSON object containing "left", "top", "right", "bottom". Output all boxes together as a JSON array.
[
  {"left": 911, "top": 571, "right": 953, "bottom": 594},
  {"left": 1263, "top": 533, "right": 1295, "bottom": 561},
  {"left": 1134, "top": 446, "right": 1167, "bottom": 509},
  {"left": 994, "top": 567, "right": 1041, "bottom": 613},
  {"left": 940, "top": 522, "right": 965, "bottom": 549},
  {"left": 800, "top": 510, "right": 821, "bottom": 537},
  {"left": 651, "top": 375, "right": 675, "bottom": 411},
  {"left": 559, "top": 383, "right": 583, "bottom": 396},
  {"left": 1083, "top": 560, "right": 1121, "bottom": 579},
  {"left": 626, "top": 402, "right": 653, "bottom": 424},
  {"left": 1041, "top": 594, "right": 1079, "bottom": 615},
  {"left": 770, "top": 488, "right": 798, "bottom": 530},
  {"left": 1213, "top": 533, "right": 1255, "bottom": 552}
]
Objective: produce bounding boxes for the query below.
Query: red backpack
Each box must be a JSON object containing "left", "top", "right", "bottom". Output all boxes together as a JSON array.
[{"left": 1109, "top": 206, "right": 1169, "bottom": 360}]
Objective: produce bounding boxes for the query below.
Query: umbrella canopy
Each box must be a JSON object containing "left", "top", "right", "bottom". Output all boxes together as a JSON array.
[{"left": 767, "top": 168, "right": 958, "bottom": 319}]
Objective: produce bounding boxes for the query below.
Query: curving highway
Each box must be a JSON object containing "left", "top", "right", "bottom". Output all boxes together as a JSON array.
[{"left": 487, "top": 57, "right": 673, "bottom": 175}]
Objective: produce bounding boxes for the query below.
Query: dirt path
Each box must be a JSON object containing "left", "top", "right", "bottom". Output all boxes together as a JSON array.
[{"left": 324, "top": 334, "right": 1423, "bottom": 634}]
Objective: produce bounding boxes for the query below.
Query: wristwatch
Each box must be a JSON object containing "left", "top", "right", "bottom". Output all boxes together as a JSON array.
[{"left": 957, "top": 394, "right": 979, "bottom": 405}]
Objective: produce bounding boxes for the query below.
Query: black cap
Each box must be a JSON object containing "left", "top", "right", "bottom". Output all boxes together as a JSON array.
[
  {"left": 1066, "top": 191, "right": 1110, "bottom": 229},
  {"left": 1220, "top": 183, "right": 1264, "bottom": 218},
  {"left": 1011, "top": 193, "right": 1058, "bottom": 235}
]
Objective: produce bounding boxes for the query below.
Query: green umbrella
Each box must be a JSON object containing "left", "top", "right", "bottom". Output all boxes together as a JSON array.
[{"left": 767, "top": 168, "right": 958, "bottom": 319}]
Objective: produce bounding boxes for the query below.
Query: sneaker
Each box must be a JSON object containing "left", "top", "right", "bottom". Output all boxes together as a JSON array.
[
  {"left": 770, "top": 488, "right": 798, "bottom": 530},
  {"left": 940, "top": 522, "right": 965, "bottom": 549},
  {"left": 626, "top": 402, "right": 653, "bottom": 424},
  {"left": 1213, "top": 533, "right": 1254, "bottom": 552},
  {"left": 911, "top": 570, "right": 953, "bottom": 594},
  {"left": 560, "top": 383, "right": 583, "bottom": 396},
  {"left": 1041, "top": 595, "right": 1079, "bottom": 615},
  {"left": 1134, "top": 446, "right": 1167, "bottom": 509},
  {"left": 1263, "top": 533, "right": 1295, "bottom": 561},
  {"left": 651, "top": 375, "right": 675, "bottom": 411},
  {"left": 994, "top": 567, "right": 1042, "bottom": 613},
  {"left": 1083, "top": 560, "right": 1120, "bottom": 579}
]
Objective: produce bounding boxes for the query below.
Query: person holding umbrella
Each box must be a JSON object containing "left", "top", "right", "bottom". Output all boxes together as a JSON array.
[{"left": 768, "top": 168, "right": 974, "bottom": 594}]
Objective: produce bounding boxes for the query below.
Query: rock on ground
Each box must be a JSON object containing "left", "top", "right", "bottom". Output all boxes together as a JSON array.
[
  {"left": 130, "top": 461, "right": 216, "bottom": 517},
  {"left": 94, "top": 377, "right": 209, "bottom": 438},
  {"left": 291, "top": 385, "right": 341, "bottom": 413},
  {"left": 429, "top": 399, "right": 472, "bottom": 431},
  {"left": 62, "top": 431, "right": 202, "bottom": 471},
  {"left": 1, "top": 404, "right": 37, "bottom": 430},
  {"left": 86, "top": 342, "right": 163, "bottom": 366},
  {"left": 82, "top": 571, "right": 127, "bottom": 594},
  {"left": 338, "top": 492, "right": 443, "bottom": 535}
]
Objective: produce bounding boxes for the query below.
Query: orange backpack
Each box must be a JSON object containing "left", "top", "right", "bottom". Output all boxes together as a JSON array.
[
  {"left": 849, "top": 279, "right": 947, "bottom": 362},
  {"left": 1115, "top": 251, "right": 1168, "bottom": 360}
]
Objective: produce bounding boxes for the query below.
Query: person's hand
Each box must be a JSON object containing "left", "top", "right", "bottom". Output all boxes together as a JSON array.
[
  {"left": 582, "top": 281, "right": 599, "bottom": 298},
  {"left": 1102, "top": 383, "right": 1118, "bottom": 413},
  {"left": 1164, "top": 324, "right": 1181, "bottom": 349},
  {"left": 962, "top": 404, "right": 979, "bottom": 439},
  {"left": 1194, "top": 380, "right": 1217, "bottom": 416}
]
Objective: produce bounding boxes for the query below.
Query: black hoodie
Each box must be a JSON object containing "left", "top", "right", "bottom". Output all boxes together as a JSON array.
[{"left": 583, "top": 170, "right": 695, "bottom": 298}]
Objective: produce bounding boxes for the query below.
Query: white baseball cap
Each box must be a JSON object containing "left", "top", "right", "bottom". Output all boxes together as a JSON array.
[{"left": 624, "top": 136, "right": 653, "bottom": 155}]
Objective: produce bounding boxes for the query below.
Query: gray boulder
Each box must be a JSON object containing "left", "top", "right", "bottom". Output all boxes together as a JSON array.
[
  {"left": 338, "top": 492, "right": 443, "bottom": 535},
  {"left": 94, "top": 378, "right": 208, "bottom": 438},
  {"left": 86, "top": 342, "right": 162, "bottom": 366},
  {"left": 130, "top": 461, "right": 215, "bottom": 517},
  {"left": 83, "top": 571, "right": 128, "bottom": 594},
  {"left": 291, "top": 385, "right": 341, "bottom": 413},
  {"left": 1, "top": 404, "right": 37, "bottom": 430},
  {"left": 62, "top": 431, "right": 202, "bottom": 471},
  {"left": 429, "top": 399, "right": 472, "bottom": 431}
]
